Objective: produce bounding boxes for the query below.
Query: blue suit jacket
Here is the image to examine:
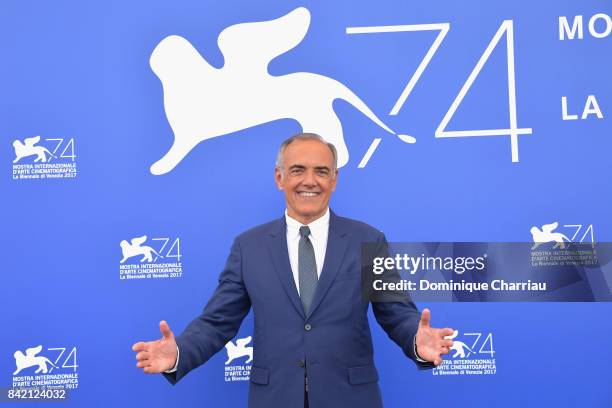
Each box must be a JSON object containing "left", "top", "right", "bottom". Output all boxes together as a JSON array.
[{"left": 164, "top": 211, "right": 433, "bottom": 407}]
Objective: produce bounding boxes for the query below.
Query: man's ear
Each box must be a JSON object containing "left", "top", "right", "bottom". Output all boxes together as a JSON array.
[{"left": 274, "top": 167, "right": 283, "bottom": 190}]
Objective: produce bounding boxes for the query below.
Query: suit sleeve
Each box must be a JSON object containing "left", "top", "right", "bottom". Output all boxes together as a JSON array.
[
  {"left": 163, "top": 237, "right": 252, "bottom": 384},
  {"left": 369, "top": 233, "right": 435, "bottom": 370}
]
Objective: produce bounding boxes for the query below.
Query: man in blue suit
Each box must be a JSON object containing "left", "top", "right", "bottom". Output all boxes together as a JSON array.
[{"left": 132, "top": 133, "right": 454, "bottom": 407}]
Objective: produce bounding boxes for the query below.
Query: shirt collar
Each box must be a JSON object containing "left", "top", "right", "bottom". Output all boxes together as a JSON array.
[{"left": 285, "top": 207, "right": 330, "bottom": 238}]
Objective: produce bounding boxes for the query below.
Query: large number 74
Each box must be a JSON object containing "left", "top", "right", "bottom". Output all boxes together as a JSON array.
[{"left": 347, "top": 20, "right": 532, "bottom": 162}]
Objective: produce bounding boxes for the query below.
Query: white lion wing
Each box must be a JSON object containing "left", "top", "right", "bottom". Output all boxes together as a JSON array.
[
  {"left": 217, "top": 7, "right": 310, "bottom": 72},
  {"left": 25, "top": 345, "right": 43, "bottom": 357},
  {"left": 24, "top": 136, "right": 41, "bottom": 147},
  {"left": 130, "top": 235, "right": 148, "bottom": 247},
  {"left": 541, "top": 222, "right": 559, "bottom": 233}
]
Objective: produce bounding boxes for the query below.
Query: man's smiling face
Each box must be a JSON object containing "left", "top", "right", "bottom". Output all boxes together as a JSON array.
[{"left": 275, "top": 139, "right": 338, "bottom": 225}]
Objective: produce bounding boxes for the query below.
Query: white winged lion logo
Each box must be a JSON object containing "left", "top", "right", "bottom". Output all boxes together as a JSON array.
[
  {"left": 445, "top": 330, "right": 473, "bottom": 359},
  {"left": 13, "top": 345, "right": 58, "bottom": 375},
  {"left": 120, "top": 235, "right": 163, "bottom": 263},
  {"left": 225, "top": 336, "right": 253, "bottom": 365},
  {"left": 149, "top": 7, "right": 414, "bottom": 175},
  {"left": 13, "top": 136, "right": 56, "bottom": 163},
  {"left": 530, "top": 222, "right": 571, "bottom": 250}
]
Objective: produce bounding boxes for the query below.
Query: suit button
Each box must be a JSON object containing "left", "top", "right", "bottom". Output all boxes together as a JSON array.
[
  {"left": 298, "top": 360, "right": 305, "bottom": 367},
  {"left": 304, "top": 324, "right": 312, "bottom": 331}
]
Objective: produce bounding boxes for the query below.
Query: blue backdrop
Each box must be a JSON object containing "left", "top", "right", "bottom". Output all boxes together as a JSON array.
[{"left": 2, "top": 0, "right": 611, "bottom": 406}]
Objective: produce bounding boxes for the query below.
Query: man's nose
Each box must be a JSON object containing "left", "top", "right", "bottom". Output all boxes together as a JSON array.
[{"left": 301, "top": 169, "right": 317, "bottom": 186}]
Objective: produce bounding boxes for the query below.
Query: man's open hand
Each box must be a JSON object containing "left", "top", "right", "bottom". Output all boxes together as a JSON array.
[
  {"left": 415, "top": 309, "right": 454, "bottom": 366},
  {"left": 132, "top": 320, "right": 178, "bottom": 373}
]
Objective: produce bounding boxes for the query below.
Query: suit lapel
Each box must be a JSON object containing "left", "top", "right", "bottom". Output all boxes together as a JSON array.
[
  {"left": 267, "top": 216, "right": 306, "bottom": 320},
  {"left": 306, "top": 211, "right": 349, "bottom": 320}
]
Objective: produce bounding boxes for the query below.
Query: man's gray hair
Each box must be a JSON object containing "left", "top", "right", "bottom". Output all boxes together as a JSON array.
[{"left": 275, "top": 133, "right": 338, "bottom": 173}]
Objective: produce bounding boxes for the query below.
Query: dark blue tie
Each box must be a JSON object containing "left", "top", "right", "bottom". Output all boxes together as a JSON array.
[{"left": 298, "top": 226, "right": 318, "bottom": 314}]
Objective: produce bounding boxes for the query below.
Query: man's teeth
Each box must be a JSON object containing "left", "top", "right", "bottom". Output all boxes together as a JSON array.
[{"left": 298, "top": 192, "right": 319, "bottom": 197}]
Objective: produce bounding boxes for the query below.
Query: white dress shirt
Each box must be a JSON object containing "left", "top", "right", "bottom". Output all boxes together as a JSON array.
[{"left": 285, "top": 208, "right": 329, "bottom": 295}]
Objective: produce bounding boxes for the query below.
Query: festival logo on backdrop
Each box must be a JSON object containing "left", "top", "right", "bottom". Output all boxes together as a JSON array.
[
  {"left": 118, "top": 235, "right": 183, "bottom": 280},
  {"left": 529, "top": 222, "right": 598, "bottom": 269},
  {"left": 149, "top": 6, "right": 539, "bottom": 175},
  {"left": 433, "top": 330, "right": 496, "bottom": 376},
  {"left": 11, "top": 136, "right": 77, "bottom": 180},
  {"left": 530, "top": 222, "right": 595, "bottom": 250},
  {"left": 11, "top": 345, "right": 79, "bottom": 389},
  {"left": 223, "top": 335, "right": 253, "bottom": 382}
]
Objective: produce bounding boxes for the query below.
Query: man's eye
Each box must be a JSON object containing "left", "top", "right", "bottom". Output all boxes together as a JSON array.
[
  {"left": 291, "top": 168, "right": 303, "bottom": 175},
  {"left": 317, "top": 170, "right": 329, "bottom": 176}
]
